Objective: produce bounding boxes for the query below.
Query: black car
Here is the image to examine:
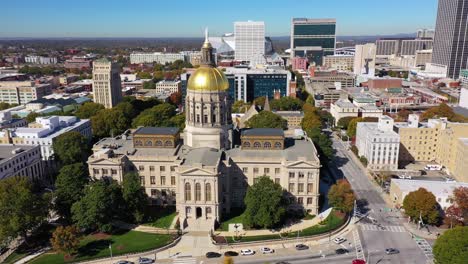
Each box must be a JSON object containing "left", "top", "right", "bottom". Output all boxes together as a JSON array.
[
  {"left": 336, "top": 248, "right": 349, "bottom": 255},
  {"left": 224, "top": 251, "right": 239, "bottom": 257},
  {"left": 276, "top": 262, "right": 291, "bottom": 264},
  {"left": 295, "top": 244, "right": 309, "bottom": 250},
  {"left": 206, "top": 252, "right": 222, "bottom": 258},
  {"left": 385, "top": 248, "right": 400, "bottom": 255}
]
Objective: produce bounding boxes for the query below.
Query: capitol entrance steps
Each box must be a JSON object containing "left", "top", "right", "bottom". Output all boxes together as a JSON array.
[{"left": 183, "top": 217, "right": 214, "bottom": 232}]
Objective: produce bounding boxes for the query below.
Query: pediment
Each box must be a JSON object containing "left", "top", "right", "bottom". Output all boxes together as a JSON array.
[
  {"left": 286, "top": 160, "right": 318, "bottom": 169},
  {"left": 88, "top": 158, "right": 122, "bottom": 166},
  {"left": 179, "top": 167, "right": 217, "bottom": 176}
]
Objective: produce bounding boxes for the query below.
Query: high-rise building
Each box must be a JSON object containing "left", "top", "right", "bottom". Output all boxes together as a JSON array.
[
  {"left": 290, "top": 18, "right": 336, "bottom": 66},
  {"left": 354, "top": 43, "right": 376, "bottom": 75},
  {"left": 234, "top": 21, "right": 265, "bottom": 62},
  {"left": 432, "top": 0, "right": 468, "bottom": 79},
  {"left": 92, "top": 59, "right": 122, "bottom": 108},
  {"left": 416, "top": 29, "right": 435, "bottom": 39}
]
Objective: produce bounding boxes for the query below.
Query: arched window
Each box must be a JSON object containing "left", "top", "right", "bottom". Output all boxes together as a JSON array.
[
  {"left": 253, "top": 142, "right": 261, "bottom": 148},
  {"left": 184, "top": 182, "right": 191, "bottom": 201},
  {"left": 165, "top": 140, "right": 172, "bottom": 147},
  {"left": 274, "top": 142, "right": 282, "bottom": 149},
  {"left": 155, "top": 140, "right": 163, "bottom": 146},
  {"left": 144, "top": 140, "right": 152, "bottom": 146},
  {"left": 264, "top": 142, "right": 271, "bottom": 148},
  {"left": 195, "top": 183, "right": 201, "bottom": 201},
  {"left": 243, "top": 141, "right": 251, "bottom": 148},
  {"left": 135, "top": 140, "right": 143, "bottom": 146},
  {"left": 205, "top": 183, "right": 211, "bottom": 201}
]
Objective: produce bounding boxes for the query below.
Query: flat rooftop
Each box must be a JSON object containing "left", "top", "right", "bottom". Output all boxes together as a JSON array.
[
  {"left": 0, "top": 144, "right": 37, "bottom": 160},
  {"left": 392, "top": 179, "right": 468, "bottom": 196},
  {"left": 241, "top": 128, "right": 284, "bottom": 137},
  {"left": 134, "top": 127, "right": 179, "bottom": 136}
]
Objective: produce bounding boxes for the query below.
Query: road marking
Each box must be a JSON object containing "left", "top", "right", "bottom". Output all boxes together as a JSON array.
[
  {"left": 353, "top": 228, "right": 365, "bottom": 261},
  {"left": 414, "top": 237, "right": 434, "bottom": 261},
  {"left": 359, "top": 224, "right": 406, "bottom": 232},
  {"left": 173, "top": 257, "right": 197, "bottom": 264}
]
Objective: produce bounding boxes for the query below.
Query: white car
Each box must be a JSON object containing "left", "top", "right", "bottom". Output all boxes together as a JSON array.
[
  {"left": 260, "top": 247, "right": 275, "bottom": 254},
  {"left": 240, "top": 249, "right": 255, "bottom": 256},
  {"left": 333, "top": 237, "right": 347, "bottom": 244}
]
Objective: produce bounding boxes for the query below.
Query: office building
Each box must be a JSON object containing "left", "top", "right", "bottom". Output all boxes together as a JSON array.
[
  {"left": 416, "top": 29, "right": 435, "bottom": 39},
  {"left": 0, "top": 81, "right": 52, "bottom": 105},
  {"left": 291, "top": 57, "right": 309, "bottom": 71},
  {"left": 92, "top": 59, "right": 122, "bottom": 108},
  {"left": 460, "top": 69, "right": 468, "bottom": 88},
  {"left": 130, "top": 53, "right": 186, "bottom": 64},
  {"left": 64, "top": 56, "right": 93, "bottom": 69},
  {"left": 354, "top": 43, "right": 376, "bottom": 75},
  {"left": 275, "top": 111, "right": 304, "bottom": 129},
  {"left": 0, "top": 145, "right": 44, "bottom": 182},
  {"left": 376, "top": 39, "right": 399, "bottom": 56},
  {"left": 155, "top": 80, "right": 181, "bottom": 94},
  {"left": 24, "top": 56, "right": 57, "bottom": 65},
  {"left": 290, "top": 18, "right": 336, "bottom": 65},
  {"left": 432, "top": 0, "right": 468, "bottom": 79},
  {"left": 330, "top": 99, "right": 359, "bottom": 126},
  {"left": 224, "top": 67, "right": 291, "bottom": 102},
  {"left": 454, "top": 138, "right": 468, "bottom": 182},
  {"left": 400, "top": 39, "right": 433, "bottom": 56},
  {"left": 390, "top": 179, "right": 468, "bottom": 210},
  {"left": 415, "top": 49, "right": 433, "bottom": 66},
  {"left": 234, "top": 21, "right": 265, "bottom": 62},
  {"left": 356, "top": 116, "right": 400, "bottom": 171},
  {"left": 88, "top": 37, "right": 321, "bottom": 231},
  {"left": 323, "top": 55, "right": 354, "bottom": 71},
  {"left": 309, "top": 68, "right": 356, "bottom": 88},
  {"left": 0, "top": 116, "right": 91, "bottom": 162}
]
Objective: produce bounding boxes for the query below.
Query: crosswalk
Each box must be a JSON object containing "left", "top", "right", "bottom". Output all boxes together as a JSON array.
[
  {"left": 414, "top": 237, "right": 434, "bottom": 260},
  {"left": 359, "top": 224, "right": 406, "bottom": 233},
  {"left": 353, "top": 228, "right": 365, "bottom": 261},
  {"left": 172, "top": 257, "right": 197, "bottom": 264}
]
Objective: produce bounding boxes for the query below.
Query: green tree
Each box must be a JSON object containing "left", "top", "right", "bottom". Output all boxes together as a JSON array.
[
  {"left": 115, "top": 101, "right": 138, "bottom": 120},
  {"left": 337, "top": 116, "right": 355, "bottom": 129},
  {"left": 137, "top": 71, "right": 152, "bottom": 79},
  {"left": 74, "top": 102, "right": 105, "bottom": 119},
  {"left": 347, "top": 117, "right": 379, "bottom": 138},
  {"left": 153, "top": 71, "right": 165, "bottom": 82},
  {"left": 245, "top": 111, "right": 287, "bottom": 130},
  {"left": 122, "top": 173, "right": 148, "bottom": 223},
  {"left": 50, "top": 225, "right": 81, "bottom": 258},
  {"left": 270, "top": 97, "right": 304, "bottom": 111},
  {"left": 453, "top": 187, "right": 468, "bottom": 224},
  {"left": 433, "top": 226, "right": 468, "bottom": 264},
  {"left": 0, "top": 177, "right": 49, "bottom": 245},
  {"left": 71, "top": 179, "right": 125, "bottom": 232},
  {"left": 91, "top": 108, "right": 131, "bottom": 138},
  {"left": 55, "top": 163, "right": 89, "bottom": 221},
  {"left": 132, "top": 103, "right": 177, "bottom": 128},
  {"left": 169, "top": 114, "right": 186, "bottom": 130},
  {"left": 402, "top": 188, "right": 441, "bottom": 225},
  {"left": 53, "top": 131, "right": 90, "bottom": 165},
  {"left": 26, "top": 112, "right": 41, "bottom": 123},
  {"left": 244, "top": 176, "right": 287, "bottom": 229},
  {"left": 421, "top": 103, "right": 467, "bottom": 122},
  {"left": 306, "top": 95, "right": 315, "bottom": 105},
  {"left": 143, "top": 81, "right": 156, "bottom": 89},
  {"left": 232, "top": 100, "right": 250, "bottom": 113},
  {"left": 328, "top": 179, "right": 356, "bottom": 213}
]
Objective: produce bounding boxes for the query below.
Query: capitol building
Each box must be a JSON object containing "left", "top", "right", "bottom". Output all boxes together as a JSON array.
[{"left": 87, "top": 33, "right": 321, "bottom": 231}]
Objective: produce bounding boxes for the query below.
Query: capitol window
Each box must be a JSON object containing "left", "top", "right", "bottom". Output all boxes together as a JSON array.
[
  {"left": 185, "top": 183, "right": 191, "bottom": 201},
  {"left": 145, "top": 140, "right": 152, "bottom": 146},
  {"left": 253, "top": 142, "right": 261, "bottom": 148},
  {"left": 274, "top": 142, "right": 282, "bottom": 149},
  {"left": 205, "top": 183, "right": 211, "bottom": 201},
  {"left": 264, "top": 142, "right": 271, "bottom": 148},
  {"left": 243, "top": 142, "right": 251, "bottom": 148},
  {"left": 195, "top": 183, "right": 201, "bottom": 201}
]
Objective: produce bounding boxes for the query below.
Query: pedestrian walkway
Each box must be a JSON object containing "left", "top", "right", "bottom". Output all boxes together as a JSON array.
[
  {"left": 172, "top": 257, "right": 197, "bottom": 264},
  {"left": 359, "top": 224, "right": 406, "bottom": 233}
]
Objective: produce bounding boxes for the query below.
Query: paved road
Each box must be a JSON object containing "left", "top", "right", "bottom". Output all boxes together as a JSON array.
[{"left": 329, "top": 136, "right": 431, "bottom": 264}]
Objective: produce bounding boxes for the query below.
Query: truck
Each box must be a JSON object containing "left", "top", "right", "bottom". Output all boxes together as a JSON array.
[{"left": 424, "top": 164, "right": 442, "bottom": 171}]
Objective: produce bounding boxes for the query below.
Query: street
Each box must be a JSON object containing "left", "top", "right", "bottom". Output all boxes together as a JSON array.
[{"left": 329, "top": 135, "right": 431, "bottom": 264}]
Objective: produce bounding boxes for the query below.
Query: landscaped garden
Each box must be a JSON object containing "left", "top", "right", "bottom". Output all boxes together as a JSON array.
[
  {"left": 144, "top": 206, "right": 178, "bottom": 229},
  {"left": 28, "top": 230, "right": 173, "bottom": 264}
]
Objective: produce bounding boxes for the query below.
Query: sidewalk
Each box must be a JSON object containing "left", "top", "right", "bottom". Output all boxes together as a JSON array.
[{"left": 14, "top": 247, "right": 50, "bottom": 264}]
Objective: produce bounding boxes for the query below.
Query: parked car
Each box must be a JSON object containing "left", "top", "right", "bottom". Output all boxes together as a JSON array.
[
  {"left": 295, "top": 244, "right": 309, "bottom": 250},
  {"left": 138, "top": 257, "right": 154, "bottom": 264},
  {"left": 333, "top": 237, "right": 347, "bottom": 244},
  {"left": 240, "top": 249, "right": 255, "bottom": 256},
  {"left": 205, "top": 252, "right": 222, "bottom": 258},
  {"left": 352, "top": 259, "right": 366, "bottom": 264},
  {"left": 385, "top": 248, "right": 400, "bottom": 255},
  {"left": 260, "top": 247, "right": 275, "bottom": 254},
  {"left": 224, "top": 251, "right": 239, "bottom": 257},
  {"left": 115, "top": 261, "right": 134, "bottom": 264},
  {"left": 335, "top": 248, "right": 349, "bottom": 254}
]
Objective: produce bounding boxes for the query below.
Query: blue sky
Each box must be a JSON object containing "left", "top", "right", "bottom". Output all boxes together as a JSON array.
[{"left": 1, "top": 0, "right": 438, "bottom": 38}]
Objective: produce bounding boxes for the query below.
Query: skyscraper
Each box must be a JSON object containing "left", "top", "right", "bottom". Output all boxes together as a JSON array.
[
  {"left": 234, "top": 21, "right": 265, "bottom": 62},
  {"left": 432, "top": 0, "right": 468, "bottom": 79},
  {"left": 290, "top": 18, "right": 336, "bottom": 66},
  {"left": 354, "top": 43, "right": 376, "bottom": 76},
  {"left": 92, "top": 58, "right": 122, "bottom": 108}
]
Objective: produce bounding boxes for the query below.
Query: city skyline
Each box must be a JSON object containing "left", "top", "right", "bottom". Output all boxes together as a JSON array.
[{"left": 1, "top": 0, "right": 438, "bottom": 38}]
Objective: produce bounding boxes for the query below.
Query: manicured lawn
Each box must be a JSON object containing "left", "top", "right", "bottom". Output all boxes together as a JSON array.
[
  {"left": 2, "top": 251, "right": 29, "bottom": 264},
  {"left": 223, "top": 210, "right": 347, "bottom": 243},
  {"left": 29, "top": 230, "right": 173, "bottom": 264},
  {"left": 219, "top": 209, "right": 246, "bottom": 231},
  {"left": 304, "top": 214, "right": 316, "bottom": 220},
  {"left": 145, "top": 206, "right": 178, "bottom": 229}
]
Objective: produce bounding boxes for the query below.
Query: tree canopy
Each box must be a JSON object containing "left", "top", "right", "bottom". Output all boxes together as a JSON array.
[
  {"left": 337, "top": 116, "right": 355, "bottom": 130},
  {"left": 433, "top": 226, "right": 468, "bottom": 264},
  {"left": 421, "top": 103, "right": 468, "bottom": 122},
  {"left": 232, "top": 100, "right": 250, "bottom": 113},
  {"left": 0, "top": 177, "right": 49, "bottom": 245},
  {"left": 245, "top": 111, "right": 287, "bottom": 130},
  {"left": 347, "top": 117, "right": 379, "bottom": 138},
  {"left": 71, "top": 179, "right": 126, "bottom": 232},
  {"left": 132, "top": 103, "right": 177, "bottom": 128},
  {"left": 270, "top": 97, "right": 304, "bottom": 111},
  {"left": 402, "top": 188, "right": 441, "bottom": 225},
  {"left": 122, "top": 172, "right": 148, "bottom": 223},
  {"left": 452, "top": 186, "right": 468, "bottom": 225},
  {"left": 50, "top": 225, "right": 81, "bottom": 258},
  {"left": 301, "top": 103, "right": 334, "bottom": 162},
  {"left": 91, "top": 108, "right": 131, "bottom": 138},
  {"left": 244, "top": 176, "right": 287, "bottom": 229},
  {"left": 328, "top": 179, "right": 356, "bottom": 213},
  {"left": 74, "top": 102, "right": 105, "bottom": 119},
  {"left": 55, "top": 163, "right": 89, "bottom": 221},
  {"left": 53, "top": 131, "right": 90, "bottom": 165}
]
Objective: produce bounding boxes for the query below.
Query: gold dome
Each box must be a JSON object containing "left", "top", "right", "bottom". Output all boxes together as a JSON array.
[{"left": 187, "top": 66, "right": 229, "bottom": 92}]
